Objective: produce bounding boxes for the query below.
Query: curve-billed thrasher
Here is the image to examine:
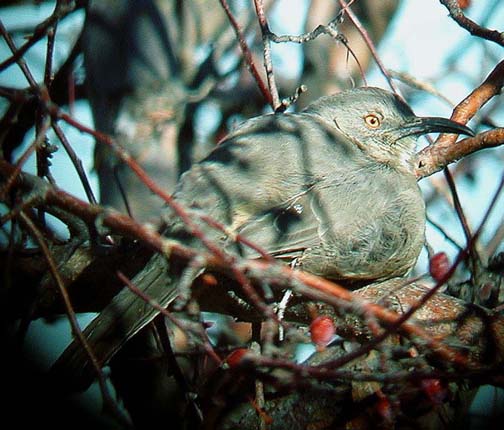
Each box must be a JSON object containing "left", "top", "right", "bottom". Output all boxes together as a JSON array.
[{"left": 52, "top": 87, "right": 473, "bottom": 388}]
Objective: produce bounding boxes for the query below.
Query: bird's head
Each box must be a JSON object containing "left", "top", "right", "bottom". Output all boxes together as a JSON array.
[{"left": 304, "top": 87, "right": 474, "bottom": 171}]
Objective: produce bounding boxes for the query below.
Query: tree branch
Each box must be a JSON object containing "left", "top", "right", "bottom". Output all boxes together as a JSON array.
[
  {"left": 440, "top": 0, "right": 504, "bottom": 47},
  {"left": 416, "top": 59, "right": 504, "bottom": 178}
]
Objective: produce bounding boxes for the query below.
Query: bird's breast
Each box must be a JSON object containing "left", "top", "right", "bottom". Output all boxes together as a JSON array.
[{"left": 303, "top": 165, "right": 426, "bottom": 280}]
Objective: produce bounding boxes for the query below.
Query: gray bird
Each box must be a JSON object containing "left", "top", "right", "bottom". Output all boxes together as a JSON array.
[{"left": 52, "top": 87, "right": 473, "bottom": 388}]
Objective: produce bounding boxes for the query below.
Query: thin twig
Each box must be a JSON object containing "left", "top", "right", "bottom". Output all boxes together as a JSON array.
[
  {"left": 440, "top": 0, "right": 504, "bottom": 47},
  {"left": 443, "top": 168, "right": 475, "bottom": 253},
  {"left": 0, "top": 2, "right": 77, "bottom": 73},
  {"left": 253, "top": 0, "right": 280, "bottom": 110},
  {"left": 267, "top": 20, "right": 342, "bottom": 43},
  {"left": 218, "top": 0, "right": 273, "bottom": 107},
  {"left": 0, "top": 20, "right": 38, "bottom": 88},
  {"left": 52, "top": 122, "right": 98, "bottom": 204},
  {"left": 19, "top": 211, "right": 131, "bottom": 427},
  {"left": 266, "top": 10, "right": 366, "bottom": 86},
  {"left": 0, "top": 117, "right": 51, "bottom": 199},
  {"left": 339, "top": 0, "right": 398, "bottom": 94},
  {"left": 117, "top": 271, "right": 221, "bottom": 365},
  {"left": 443, "top": 168, "right": 481, "bottom": 285},
  {"left": 426, "top": 214, "right": 464, "bottom": 251}
]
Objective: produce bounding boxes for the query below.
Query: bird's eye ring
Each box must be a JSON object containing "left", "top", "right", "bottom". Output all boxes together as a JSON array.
[{"left": 364, "top": 114, "right": 381, "bottom": 129}]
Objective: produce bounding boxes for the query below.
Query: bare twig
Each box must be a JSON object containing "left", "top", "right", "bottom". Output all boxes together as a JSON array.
[
  {"left": 440, "top": 0, "right": 504, "bottom": 47},
  {"left": 0, "top": 20, "right": 38, "bottom": 88},
  {"left": 443, "top": 169, "right": 474, "bottom": 250},
  {"left": 0, "top": 1, "right": 77, "bottom": 73},
  {"left": 219, "top": 0, "right": 273, "bottom": 107},
  {"left": 267, "top": 18, "right": 342, "bottom": 44},
  {"left": 443, "top": 168, "right": 481, "bottom": 285},
  {"left": 267, "top": 9, "right": 366, "bottom": 87},
  {"left": 388, "top": 70, "right": 454, "bottom": 106},
  {"left": 339, "top": 0, "right": 398, "bottom": 94},
  {"left": 117, "top": 271, "right": 221, "bottom": 365},
  {"left": 253, "top": 0, "right": 281, "bottom": 110},
  {"left": 19, "top": 211, "right": 130, "bottom": 427},
  {"left": 52, "top": 122, "right": 98, "bottom": 204},
  {"left": 426, "top": 214, "right": 464, "bottom": 251}
]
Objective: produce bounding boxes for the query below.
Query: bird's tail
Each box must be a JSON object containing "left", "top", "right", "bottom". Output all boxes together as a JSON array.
[{"left": 50, "top": 253, "right": 178, "bottom": 391}]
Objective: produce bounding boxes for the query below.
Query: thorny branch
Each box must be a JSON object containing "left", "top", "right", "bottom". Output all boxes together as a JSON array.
[
  {"left": 16, "top": 163, "right": 504, "bottom": 389},
  {"left": 2, "top": 157, "right": 497, "bottom": 372}
]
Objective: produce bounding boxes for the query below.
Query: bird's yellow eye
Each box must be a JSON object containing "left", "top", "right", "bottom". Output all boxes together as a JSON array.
[{"left": 364, "top": 114, "right": 381, "bottom": 129}]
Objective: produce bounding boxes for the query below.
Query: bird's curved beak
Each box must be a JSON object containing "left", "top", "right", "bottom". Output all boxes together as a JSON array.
[{"left": 398, "top": 116, "right": 474, "bottom": 139}]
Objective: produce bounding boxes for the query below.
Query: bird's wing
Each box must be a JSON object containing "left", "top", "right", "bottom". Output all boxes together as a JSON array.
[{"left": 230, "top": 191, "right": 324, "bottom": 260}]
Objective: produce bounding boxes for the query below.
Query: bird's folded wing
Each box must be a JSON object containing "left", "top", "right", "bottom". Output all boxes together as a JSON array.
[{"left": 231, "top": 193, "right": 322, "bottom": 260}]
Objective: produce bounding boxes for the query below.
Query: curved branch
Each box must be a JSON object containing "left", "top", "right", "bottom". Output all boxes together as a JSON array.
[
  {"left": 416, "top": 59, "right": 504, "bottom": 178},
  {"left": 416, "top": 128, "right": 504, "bottom": 178},
  {"left": 440, "top": 0, "right": 504, "bottom": 47}
]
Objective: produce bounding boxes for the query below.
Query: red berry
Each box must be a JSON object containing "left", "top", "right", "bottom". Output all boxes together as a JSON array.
[
  {"left": 421, "top": 378, "right": 446, "bottom": 404},
  {"left": 457, "top": 0, "right": 471, "bottom": 9},
  {"left": 429, "top": 252, "right": 451, "bottom": 282},
  {"left": 310, "top": 316, "right": 336, "bottom": 350},
  {"left": 376, "top": 397, "right": 393, "bottom": 422},
  {"left": 224, "top": 348, "right": 248, "bottom": 368}
]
